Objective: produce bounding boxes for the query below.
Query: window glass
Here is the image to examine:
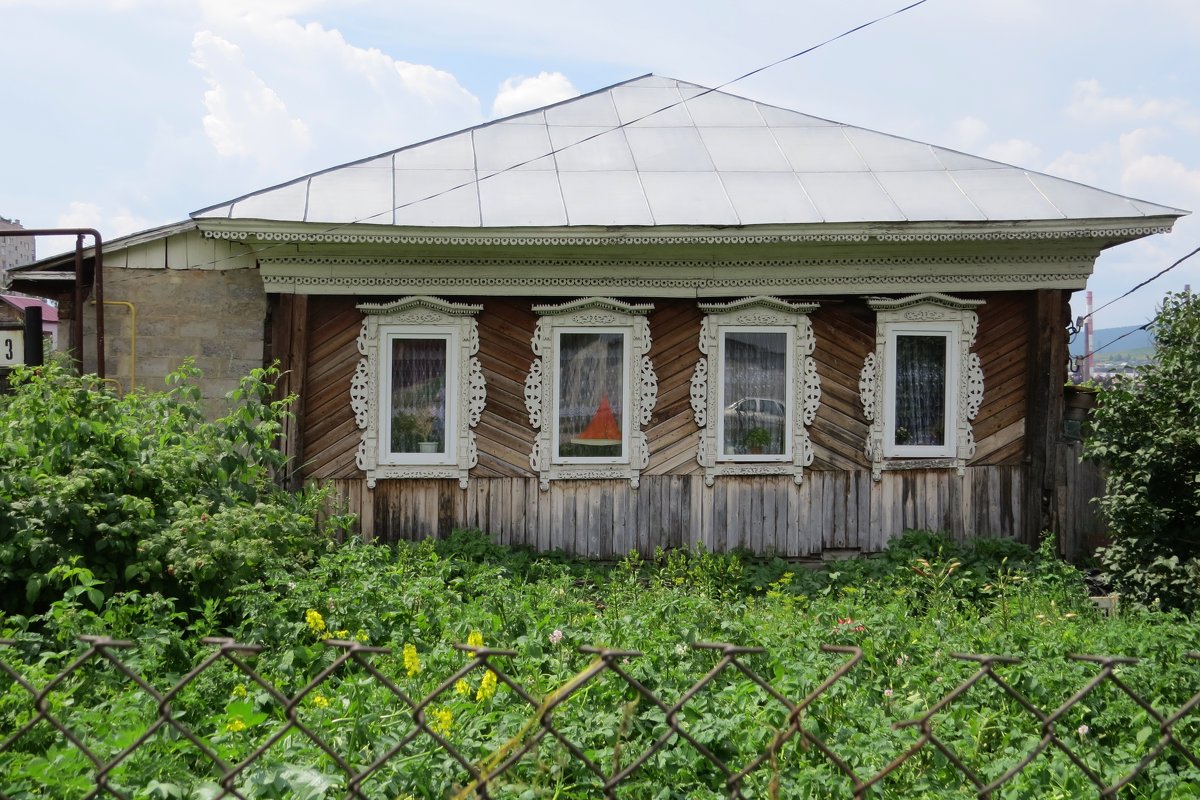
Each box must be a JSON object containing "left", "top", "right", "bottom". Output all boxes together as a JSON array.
[
  {"left": 389, "top": 336, "right": 448, "bottom": 455},
  {"left": 721, "top": 330, "right": 788, "bottom": 456},
  {"left": 894, "top": 334, "right": 947, "bottom": 447},
  {"left": 556, "top": 331, "right": 625, "bottom": 459}
]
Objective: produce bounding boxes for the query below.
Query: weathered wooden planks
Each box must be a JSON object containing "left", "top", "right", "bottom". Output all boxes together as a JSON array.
[{"left": 297, "top": 293, "right": 1051, "bottom": 553}]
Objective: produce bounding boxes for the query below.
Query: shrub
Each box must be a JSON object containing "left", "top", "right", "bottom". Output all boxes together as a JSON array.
[
  {"left": 1085, "top": 290, "right": 1200, "bottom": 610},
  {"left": 0, "top": 359, "right": 350, "bottom": 618}
]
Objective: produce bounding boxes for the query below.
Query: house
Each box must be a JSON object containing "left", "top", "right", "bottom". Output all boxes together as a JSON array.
[
  {"left": 0, "top": 293, "right": 58, "bottom": 388},
  {"left": 10, "top": 75, "right": 1186, "bottom": 557}
]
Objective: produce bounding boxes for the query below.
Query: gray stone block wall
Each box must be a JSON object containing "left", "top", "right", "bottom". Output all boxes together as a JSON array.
[{"left": 77, "top": 267, "right": 268, "bottom": 417}]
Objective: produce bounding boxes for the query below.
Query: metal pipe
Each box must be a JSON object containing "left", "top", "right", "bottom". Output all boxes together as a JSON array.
[{"left": 1, "top": 228, "right": 104, "bottom": 378}]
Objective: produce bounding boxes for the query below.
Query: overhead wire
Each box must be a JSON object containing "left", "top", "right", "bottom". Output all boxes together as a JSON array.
[
  {"left": 1075, "top": 243, "right": 1200, "bottom": 326},
  {"left": 1072, "top": 244, "right": 1198, "bottom": 360},
  {"left": 191, "top": 0, "right": 933, "bottom": 268}
]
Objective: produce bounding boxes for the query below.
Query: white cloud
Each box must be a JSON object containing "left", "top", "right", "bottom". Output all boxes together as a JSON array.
[
  {"left": 49, "top": 202, "right": 153, "bottom": 249},
  {"left": 492, "top": 72, "right": 578, "bottom": 118},
  {"left": 949, "top": 115, "right": 988, "bottom": 148},
  {"left": 1045, "top": 147, "right": 1113, "bottom": 185},
  {"left": 191, "top": 31, "right": 312, "bottom": 165},
  {"left": 56, "top": 201, "right": 103, "bottom": 231},
  {"left": 1067, "top": 79, "right": 1186, "bottom": 123},
  {"left": 188, "top": 5, "right": 482, "bottom": 174},
  {"left": 982, "top": 139, "right": 1041, "bottom": 167}
]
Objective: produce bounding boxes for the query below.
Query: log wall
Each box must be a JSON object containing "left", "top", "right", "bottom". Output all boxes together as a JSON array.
[{"left": 285, "top": 293, "right": 1038, "bottom": 555}]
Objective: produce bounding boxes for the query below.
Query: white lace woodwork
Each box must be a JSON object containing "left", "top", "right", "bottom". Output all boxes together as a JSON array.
[
  {"left": 353, "top": 296, "right": 485, "bottom": 489},
  {"left": 524, "top": 298, "right": 657, "bottom": 491},
  {"left": 689, "top": 297, "right": 821, "bottom": 486},
  {"left": 860, "top": 293, "right": 986, "bottom": 480}
]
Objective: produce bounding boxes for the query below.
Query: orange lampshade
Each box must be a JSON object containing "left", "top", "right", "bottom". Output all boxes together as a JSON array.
[{"left": 570, "top": 394, "right": 622, "bottom": 446}]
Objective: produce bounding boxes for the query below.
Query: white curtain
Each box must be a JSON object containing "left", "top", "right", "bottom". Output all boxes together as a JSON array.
[
  {"left": 557, "top": 332, "right": 624, "bottom": 458},
  {"left": 894, "top": 334, "right": 946, "bottom": 447},
  {"left": 722, "top": 331, "right": 788, "bottom": 455},
  {"left": 390, "top": 338, "right": 447, "bottom": 453}
]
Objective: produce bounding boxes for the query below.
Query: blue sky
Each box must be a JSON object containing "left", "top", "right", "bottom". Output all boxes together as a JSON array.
[{"left": 2, "top": 0, "right": 1197, "bottom": 328}]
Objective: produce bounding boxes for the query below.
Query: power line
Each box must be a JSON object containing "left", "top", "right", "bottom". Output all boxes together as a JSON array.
[
  {"left": 194, "top": 0, "right": 933, "bottom": 267},
  {"left": 1077, "top": 244, "right": 1200, "bottom": 326}
]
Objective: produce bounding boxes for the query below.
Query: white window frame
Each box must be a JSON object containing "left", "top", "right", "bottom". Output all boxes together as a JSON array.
[
  {"left": 377, "top": 329, "right": 458, "bottom": 467},
  {"left": 882, "top": 324, "right": 959, "bottom": 459},
  {"left": 689, "top": 297, "right": 820, "bottom": 486},
  {"left": 351, "top": 296, "right": 485, "bottom": 489},
  {"left": 524, "top": 298, "right": 657, "bottom": 491},
  {"left": 716, "top": 326, "right": 795, "bottom": 463},
  {"left": 549, "top": 326, "right": 633, "bottom": 466},
  {"left": 859, "top": 293, "right": 985, "bottom": 480}
]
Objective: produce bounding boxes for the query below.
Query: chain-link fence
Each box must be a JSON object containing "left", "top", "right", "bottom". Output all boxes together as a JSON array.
[{"left": 2, "top": 635, "right": 1198, "bottom": 799}]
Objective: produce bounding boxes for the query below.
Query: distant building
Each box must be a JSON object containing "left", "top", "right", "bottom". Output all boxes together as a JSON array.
[{"left": 1, "top": 217, "right": 36, "bottom": 285}]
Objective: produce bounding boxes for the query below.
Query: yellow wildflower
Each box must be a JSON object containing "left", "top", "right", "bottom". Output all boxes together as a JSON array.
[
  {"left": 334, "top": 629, "right": 348, "bottom": 639},
  {"left": 305, "top": 609, "right": 328, "bottom": 639},
  {"left": 466, "top": 630, "right": 484, "bottom": 649},
  {"left": 225, "top": 718, "right": 247, "bottom": 733},
  {"left": 476, "top": 670, "right": 497, "bottom": 702},
  {"left": 403, "top": 644, "right": 421, "bottom": 677},
  {"left": 454, "top": 679, "right": 471, "bottom": 697},
  {"left": 429, "top": 707, "right": 453, "bottom": 736},
  {"left": 311, "top": 693, "right": 330, "bottom": 709},
  {"left": 231, "top": 683, "right": 248, "bottom": 699},
  {"left": 355, "top": 629, "right": 369, "bottom": 643}
]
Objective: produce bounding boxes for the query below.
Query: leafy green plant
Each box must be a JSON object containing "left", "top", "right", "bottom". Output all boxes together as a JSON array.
[
  {"left": 2, "top": 529, "right": 1198, "bottom": 798},
  {"left": 1085, "top": 290, "right": 1200, "bottom": 611},
  {"left": 0, "top": 358, "right": 351, "bottom": 619}
]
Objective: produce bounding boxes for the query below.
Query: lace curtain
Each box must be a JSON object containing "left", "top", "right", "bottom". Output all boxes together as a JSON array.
[
  {"left": 390, "top": 337, "right": 448, "bottom": 454},
  {"left": 557, "top": 332, "right": 625, "bottom": 458},
  {"left": 722, "top": 331, "right": 788, "bottom": 456},
  {"left": 894, "top": 334, "right": 946, "bottom": 447}
]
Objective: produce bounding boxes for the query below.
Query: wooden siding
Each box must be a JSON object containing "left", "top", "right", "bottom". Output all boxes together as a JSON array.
[
  {"left": 325, "top": 467, "right": 1023, "bottom": 557},
  {"left": 295, "top": 294, "right": 1040, "bottom": 554}
]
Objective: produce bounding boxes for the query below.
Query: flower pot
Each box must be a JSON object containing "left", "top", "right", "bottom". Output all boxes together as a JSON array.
[{"left": 418, "top": 441, "right": 439, "bottom": 453}]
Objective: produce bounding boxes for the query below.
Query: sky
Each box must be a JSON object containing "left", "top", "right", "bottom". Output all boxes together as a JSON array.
[{"left": 1, "top": 0, "right": 1198, "bottom": 331}]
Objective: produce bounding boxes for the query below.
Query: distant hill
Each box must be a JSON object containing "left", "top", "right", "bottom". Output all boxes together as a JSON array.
[{"left": 1070, "top": 325, "right": 1155, "bottom": 358}]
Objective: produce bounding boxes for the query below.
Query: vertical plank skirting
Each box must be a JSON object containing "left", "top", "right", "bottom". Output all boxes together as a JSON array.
[{"left": 328, "top": 465, "right": 1030, "bottom": 556}]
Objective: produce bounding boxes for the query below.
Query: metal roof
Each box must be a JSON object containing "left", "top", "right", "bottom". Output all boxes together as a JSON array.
[
  {"left": 1, "top": 294, "right": 59, "bottom": 323},
  {"left": 192, "top": 75, "right": 1187, "bottom": 228}
]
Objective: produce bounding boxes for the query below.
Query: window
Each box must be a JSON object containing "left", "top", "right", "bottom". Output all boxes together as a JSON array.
[
  {"left": 351, "top": 296, "right": 485, "bottom": 488},
  {"left": 525, "top": 298, "right": 657, "bottom": 490},
  {"left": 859, "top": 294, "right": 985, "bottom": 479},
  {"left": 690, "top": 297, "right": 821, "bottom": 486}
]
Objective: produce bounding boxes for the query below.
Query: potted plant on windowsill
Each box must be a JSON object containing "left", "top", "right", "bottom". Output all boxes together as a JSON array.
[
  {"left": 393, "top": 410, "right": 439, "bottom": 453},
  {"left": 743, "top": 427, "right": 772, "bottom": 455}
]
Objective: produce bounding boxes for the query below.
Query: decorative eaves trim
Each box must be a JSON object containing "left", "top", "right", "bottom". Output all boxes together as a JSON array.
[
  {"left": 259, "top": 253, "right": 1093, "bottom": 269},
  {"left": 262, "top": 271, "right": 1093, "bottom": 296},
  {"left": 199, "top": 220, "right": 1177, "bottom": 246}
]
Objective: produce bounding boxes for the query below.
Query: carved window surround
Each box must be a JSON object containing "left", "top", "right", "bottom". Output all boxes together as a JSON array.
[
  {"left": 524, "top": 297, "right": 657, "bottom": 491},
  {"left": 351, "top": 296, "right": 485, "bottom": 489},
  {"left": 689, "top": 296, "right": 821, "bottom": 486},
  {"left": 859, "top": 293, "right": 985, "bottom": 480}
]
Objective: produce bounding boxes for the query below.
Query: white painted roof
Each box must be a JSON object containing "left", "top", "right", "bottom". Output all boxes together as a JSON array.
[{"left": 193, "top": 75, "right": 1186, "bottom": 228}]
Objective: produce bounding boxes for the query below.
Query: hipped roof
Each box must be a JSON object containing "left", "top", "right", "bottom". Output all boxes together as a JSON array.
[{"left": 193, "top": 75, "right": 1185, "bottom": 229}]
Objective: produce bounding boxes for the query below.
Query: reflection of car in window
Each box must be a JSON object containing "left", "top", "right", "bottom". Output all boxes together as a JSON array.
[{"left": 724, "top": 397, "right": 786, "bottom": 428}]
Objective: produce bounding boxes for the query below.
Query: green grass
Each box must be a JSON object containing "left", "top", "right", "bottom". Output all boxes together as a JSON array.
[{"left": 2, "top": 530, "right": 1198, "bottom": 799}]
